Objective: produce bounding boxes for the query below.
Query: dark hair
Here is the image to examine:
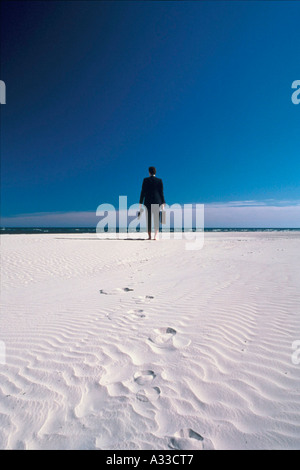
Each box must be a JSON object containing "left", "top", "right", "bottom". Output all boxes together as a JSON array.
[{"left": 148, "top": 166, "right": 156, "bottom": 175}]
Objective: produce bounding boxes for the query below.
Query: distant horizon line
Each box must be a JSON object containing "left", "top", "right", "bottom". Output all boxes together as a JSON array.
[
  {"left": 1, "top": 199, "right": 299, "bottom": 229},
  {"left": 1, "top": 227, "right": 300, "bottom": 231}
]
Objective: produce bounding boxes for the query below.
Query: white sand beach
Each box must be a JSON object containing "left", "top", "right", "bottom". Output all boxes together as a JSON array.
[{"left": 0, "top": 232, "right": 300, "bottom": 450}]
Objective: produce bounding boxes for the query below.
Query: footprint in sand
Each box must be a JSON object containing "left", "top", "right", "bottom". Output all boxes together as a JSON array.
[
  {"left": 136, "top": 386, "right": 161, "bottom": 403},
  {"left": 134, "top": 295, "right": 154, "bottom": 304},
  {"left": 168, "top": 428, "right": 205, "bottom": 450},
  {"left": 100, "top": 287, "right": 134, "bottom": 295},
  {"left": 133, "top": 370, "right": 156, "bottom": 385},
  {"left": 148, "top": 327, "right": 177, "bottom": 349},
  {"left": 148, "top": 328, "right": 191, "bottom": 350},
  {"left": 127, "top": 309, "right": 146, "bottom": 319},
  {"left": 172, "top": 335, "right": 191, "bottom": 349}
]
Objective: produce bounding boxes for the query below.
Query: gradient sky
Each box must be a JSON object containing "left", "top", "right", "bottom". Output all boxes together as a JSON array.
[{"left": 1, "top": 1, "right": 300, "bottom": 226}]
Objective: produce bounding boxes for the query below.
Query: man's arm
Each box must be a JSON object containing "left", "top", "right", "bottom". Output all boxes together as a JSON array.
[{"left": 139, "top": 178, "right": 146, "bottom": 207}]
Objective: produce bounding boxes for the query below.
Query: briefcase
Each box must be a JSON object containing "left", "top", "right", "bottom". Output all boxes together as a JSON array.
[{"left": 159, "top": 210, "right": 166, "bottom": 224}]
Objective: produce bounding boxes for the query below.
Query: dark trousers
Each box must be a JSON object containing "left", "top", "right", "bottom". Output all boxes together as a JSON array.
[{"left": 145, "top": 204, "right": 160, "bottom": 232}]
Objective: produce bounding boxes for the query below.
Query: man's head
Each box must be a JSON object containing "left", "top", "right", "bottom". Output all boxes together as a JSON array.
[{"left": 148, "top": 166, "right": 156, "bottom": 176}]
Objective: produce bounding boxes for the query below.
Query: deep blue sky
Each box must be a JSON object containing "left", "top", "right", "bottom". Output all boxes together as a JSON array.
[{"left": 1, "top": 1, "right": 300, "bottom": 224}]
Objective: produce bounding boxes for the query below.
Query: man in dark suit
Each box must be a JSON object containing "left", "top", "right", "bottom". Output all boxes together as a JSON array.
[{"left": 139, "top": 166, "right": 166, "bottom": 240}]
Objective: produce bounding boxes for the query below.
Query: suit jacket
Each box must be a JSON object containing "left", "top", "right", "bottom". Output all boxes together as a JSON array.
[{"left": 139, "top": 175, "right": 166, "bottom": 207}]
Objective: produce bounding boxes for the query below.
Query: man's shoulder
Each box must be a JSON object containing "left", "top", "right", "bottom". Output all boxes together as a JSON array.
[
  {"left": 144, "top": 176, "right": 156, "bottom": 182},
  {"left": 143, "top": 176, "right": 163, "bottom": 183},
  {"left": 151, "top": 176, "right": 163, "bottom": 181}
]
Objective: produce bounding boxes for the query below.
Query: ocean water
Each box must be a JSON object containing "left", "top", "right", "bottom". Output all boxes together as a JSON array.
[{"left": 1, "top": 227, "right": 299, "bottom": 234}]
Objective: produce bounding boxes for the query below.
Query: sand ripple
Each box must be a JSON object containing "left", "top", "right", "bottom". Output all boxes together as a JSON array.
[{"left": 1, "top": 232, "right": 300, "bottom": 449}]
